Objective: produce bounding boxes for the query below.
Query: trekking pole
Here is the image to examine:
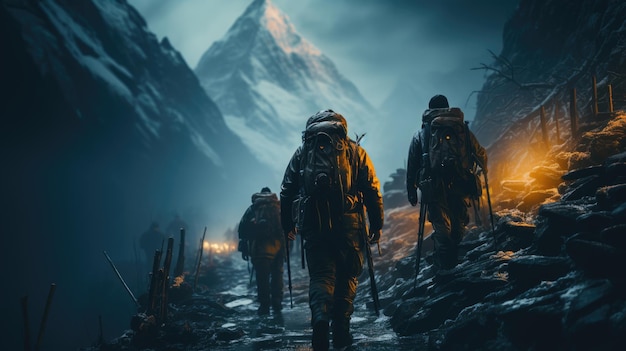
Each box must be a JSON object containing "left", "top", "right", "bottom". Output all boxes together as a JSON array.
[
  {"left": 355, "top": 133, "right": 380, "bottom": 315},
  {"left": 483, "top": 170, "right": 496, "bottom": 252},
  {"left": 363, "top": 230, "right": 381, "bottom": 316},
  {"left": 357, "top": 193, "right": 380, "bottom": 316},
  {"left": 247, "top": 260, "right": 251, "bottom": 286},
  {"left": 471, "top": 197, "right": 483, "bottom": 227},
  {"left": 474, "top": 157, "right": 496, "bottom": 252},
  {"left": 249, "top": 265, "right": 255, "bottom": 287},
  {"left": 413, "top": 200, "right": 427, "bottom": 291},
  {"left": 300, "top": 234, "right": 306, "bottom": 269},
  {"left": 285, "top": 233, "right": 293, "bottom": 308}
]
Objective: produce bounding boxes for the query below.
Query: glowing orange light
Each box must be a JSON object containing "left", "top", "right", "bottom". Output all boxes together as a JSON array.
[{"left": 202, "top": 241, "right": 237, "bottom": 255}]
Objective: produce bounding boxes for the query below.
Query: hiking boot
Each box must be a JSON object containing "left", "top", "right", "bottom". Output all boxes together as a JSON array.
[
  {"left": 332, "top": 322, "right": 353, "bottom": 349},
  {"left": 272, "top": 302, "right": 282, "bottom": 313},
  {"left": 312, "top": 320, "right": 329, "bottom": 351},
  {"left": 257, "top": 305, "right": 270, "bottom": 316}
]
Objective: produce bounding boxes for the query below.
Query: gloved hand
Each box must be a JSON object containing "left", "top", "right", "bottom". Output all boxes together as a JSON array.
[
  {"left": 408, "top": 189, "right": 418, "bottom": 206},
  {"left": 238, "top": 239, "right": 249, "bottom": 261},
  {"left": 368, "top": 229, "right": 382, "bottom": 245}
]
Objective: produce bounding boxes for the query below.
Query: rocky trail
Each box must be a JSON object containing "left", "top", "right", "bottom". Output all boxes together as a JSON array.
[{"left": 86, "top": 113, "right": 626, "bottom": 351}]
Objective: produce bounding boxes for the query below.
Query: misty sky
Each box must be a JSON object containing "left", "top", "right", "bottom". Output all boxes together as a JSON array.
[{"left": 128, "top": 0, "right": 519, "bottom": 119}]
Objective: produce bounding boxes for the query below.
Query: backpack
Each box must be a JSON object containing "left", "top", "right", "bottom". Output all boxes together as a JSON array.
[
  {"left": 251, "top": 192, "right": 282, "bottom": 239},
  {"left": 297, "top": 109, "right": 356, "bottom": 232},
  {"left": 422, "top": 107, "right": 481, "bottom": 197}
]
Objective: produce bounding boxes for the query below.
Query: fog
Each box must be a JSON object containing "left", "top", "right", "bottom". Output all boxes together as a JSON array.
[{"left": 2, "top": 1, "right": 518, "bottom": 349}]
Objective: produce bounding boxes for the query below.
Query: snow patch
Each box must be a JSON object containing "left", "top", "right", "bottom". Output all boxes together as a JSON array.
[
  {"left": 81, "top": 56, "right": 132, "bottom": 98},
  {"left": 134, "top": 106, "right": 160, "bottom": 139},
  {"left": 224, "top": 298, "right": 254, "bottom": 308},
  {"left": 42, "top": 0, "right": 135, "bottom": 100},
  {"left": 189, "top": 131, "right": 224, "bottom": 167}
]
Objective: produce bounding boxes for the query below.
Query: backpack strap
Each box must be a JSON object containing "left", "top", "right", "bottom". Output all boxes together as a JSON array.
[
  {"left": 420, "top": 121, "right": 432, "bottom": 179},
  {"left": 351, "top": 134, "right": 364, "bottom": 194},
  {"left": 464, "top": 121, "right": 476, "bottom": 171}
]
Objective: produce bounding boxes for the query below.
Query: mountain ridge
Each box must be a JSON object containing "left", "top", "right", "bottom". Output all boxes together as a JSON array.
[{"left": 1, "top": 0, "right": 273, "bottom": 348}]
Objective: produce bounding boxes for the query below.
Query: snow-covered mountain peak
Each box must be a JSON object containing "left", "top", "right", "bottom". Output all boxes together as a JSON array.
[
  {"left": 260, "top": 1, "right": 320, "bottom": 57},
  {"left": 195, "top": 0, "right": 381, "bottom": 181},
  {"left": 227, "top": 0, "right": 320, "bottom": 57}
]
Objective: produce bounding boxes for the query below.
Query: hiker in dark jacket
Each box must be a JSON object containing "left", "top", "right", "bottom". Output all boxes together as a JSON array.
[
  {"left": 280, "top": 109, "right": 384, "bottom": 351},
  {"left": 406, "top": 95, "right": 488, "bottom": 270},
  {"left": 238, "top": 187, "right": 285, "bottom": 315},
  {"left": 139, "top": 221, "right": 165, "bottom": 274}
]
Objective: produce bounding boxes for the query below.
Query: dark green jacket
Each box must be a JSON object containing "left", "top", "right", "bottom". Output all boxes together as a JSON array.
[{"left": 280, "top": 140, "right": 384, "bottom": 241}]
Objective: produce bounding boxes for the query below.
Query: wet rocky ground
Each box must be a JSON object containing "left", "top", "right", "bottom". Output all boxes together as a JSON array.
[
  {"left": 86, "top": 113, "right": 626, "bottom": 350},
  {"left": 378, "top": 113, "right": 626, "bottom": 350},
  {"left": 83, "top": 247, "right": 425, "bottom": 351}
]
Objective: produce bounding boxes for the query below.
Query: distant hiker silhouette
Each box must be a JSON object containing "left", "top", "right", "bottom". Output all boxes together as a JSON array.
[{"left": 139, "top": 221, "right": 166, "bottom": 273}]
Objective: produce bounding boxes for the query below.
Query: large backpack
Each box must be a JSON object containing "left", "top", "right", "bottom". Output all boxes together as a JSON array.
[
  {"left": 251, "top": 192, "right": 282, "bottom": 239},
  {"left": 297, "top": 109, "right": 356, "bottom": 232},
  {"left": 422, "top": 107, "right": 481, "bottom": 196}
]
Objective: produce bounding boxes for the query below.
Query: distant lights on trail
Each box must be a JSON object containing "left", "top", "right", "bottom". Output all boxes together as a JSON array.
[{"left": 203, "top": 241, "right": 237, "bottom": 254}]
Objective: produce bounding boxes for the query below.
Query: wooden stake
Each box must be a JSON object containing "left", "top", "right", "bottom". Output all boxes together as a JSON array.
[
  {"left": 193, "top": 227, "right": 207, "bottom": 292},
  {"left": 174, "top": 227, "right": 186, "bottom": 278}
]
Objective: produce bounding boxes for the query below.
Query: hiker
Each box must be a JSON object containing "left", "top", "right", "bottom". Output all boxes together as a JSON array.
[
  {"left": 166, "top": 213, "right": 187, "bottom": 239},
  {"left": 238, "top": 187, "right": 285, "bottom": 315},
  {"left": 406, "top": 94, "right": 488, "bottom": 271},
  {"left": 139, "top": 221, "right": 166, "bottom": 273},
  {"left": 280, "top": 109, "right": 384, "bottom": 351}
]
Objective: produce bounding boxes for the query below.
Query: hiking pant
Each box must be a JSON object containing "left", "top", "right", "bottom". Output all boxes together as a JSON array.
[
  {"left": 305, "top": 237, "right": 363, "bottom": 348},
  {"left": 251, "top": 237, "right": 284, "bottom": 309},
  {"left": 428, "top": 193, "right": 469, "bottom": 270},
  {"left": 252, "top": 253, "right": 284, "bottom": 309}
]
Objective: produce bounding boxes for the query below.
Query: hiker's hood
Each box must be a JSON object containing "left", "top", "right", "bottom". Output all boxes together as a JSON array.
[
  {"left": 422, "top": 107, "right": 464, "bottom": 123},
  {"left": 306, "top": 109, "right": 348, "bottom": 132}
]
